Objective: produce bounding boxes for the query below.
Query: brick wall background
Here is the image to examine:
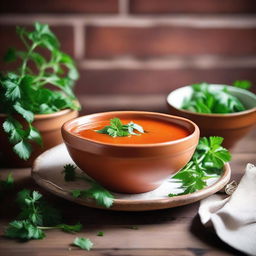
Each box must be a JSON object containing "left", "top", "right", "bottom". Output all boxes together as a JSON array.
[{"left": 0, "top": 0, "right": 256, "bottom": 114}]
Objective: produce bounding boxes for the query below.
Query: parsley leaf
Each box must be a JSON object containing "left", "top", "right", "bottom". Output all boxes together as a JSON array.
[
  {"left": 73, "top": 237, "right": 93, "bottom": 251},
  {"left": 72, "top": 183, "right": 114, "bottom": 208},
  {"left": 13, "top": 102, "right": 34, "bottom": 123},
  {"left": 55, "top": 223, "right": 83, "bottom": 233},
  {"left": 169, "top": 136, "right": 231, "bottom": 197},
  {"left": 3, "top": 79, "right": 21, "bottom": 100},
  {"left": 16, "top": 189, "right": 61, "bottom": 226},
  {"left": 182, "top": 82, "right": 247, "bottom": 114},
  {"left": 110, "top": 118, "right": 123, "bottom": 131},
  {"left": 5, "top": 220, "right": 45, "bottom": 240},
  {"left": 28, "top": 126, "right": 42, "bottom": 146},
  {"left": 96, "top": 118, "right": 144, "bottom": 137},
  {"left": 13, "top": 140, "right": 32, "bottom": 160},
  {"left": 198, "top": 137, "right": 231, "bottom": 169},
  {"left": 61, "top": 165, "right": 114, "bottom": 208}
]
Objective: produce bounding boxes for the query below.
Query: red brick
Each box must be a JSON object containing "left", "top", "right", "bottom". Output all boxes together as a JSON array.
[
  {"left": 75, "top": 68, "right": 256, "bottom": 95},
  {"left": 130, "top": 0, "right": 256, "bottom": 14},
  {"left": 78, "top": 95, "right": 168, "bottom": 115},
  {"left": 85, "top": 26, "right": 256, "bottom": 58},
  {"left": 0, "top": 0, "right": 118, "bottom": 14},
  {"left": 0, "top": 25, "right": 74, "bottom": 70}
]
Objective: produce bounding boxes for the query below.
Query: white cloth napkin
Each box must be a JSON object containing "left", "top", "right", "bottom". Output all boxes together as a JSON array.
[{"left": 199, "top": 163, "right": 256, "bottom": 256}]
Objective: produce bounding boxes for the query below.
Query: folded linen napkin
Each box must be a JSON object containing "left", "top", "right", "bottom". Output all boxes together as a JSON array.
[{"left": 199, "top": 163, "right": 256, "bottom": 256}]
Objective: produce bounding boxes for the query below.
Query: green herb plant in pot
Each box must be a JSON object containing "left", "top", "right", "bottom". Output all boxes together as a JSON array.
[
  {"left": 167, "top": 81, "right": 256, "bottom": 149},
  {"left": 0, "top": 22, "right": 80, "bottom": 167}
]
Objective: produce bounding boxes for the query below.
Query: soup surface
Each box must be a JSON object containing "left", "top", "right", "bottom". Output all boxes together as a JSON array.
[{"left": 72, "top": 118, "right": 190, "bottom": 144}]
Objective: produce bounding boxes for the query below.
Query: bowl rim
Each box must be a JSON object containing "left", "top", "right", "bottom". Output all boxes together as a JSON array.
[
  {"left": 166, "top": 84, "right": 256, "bottom": 118},
  {"left": 0, "top": 108, "right": 77, "bottom": 120},
  {"left": 62, "top": 111, "right": 199, "bottom": 148}
]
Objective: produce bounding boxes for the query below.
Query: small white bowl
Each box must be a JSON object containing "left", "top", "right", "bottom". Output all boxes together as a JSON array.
[{"left": 167, "top": 84, "right": 256, "bottom": 148}]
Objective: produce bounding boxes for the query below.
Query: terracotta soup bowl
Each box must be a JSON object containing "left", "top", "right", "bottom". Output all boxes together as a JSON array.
[
  {"left": 167, "top": 84, "right": 256, "bottom": 149},
  {"left": 61, "top": 111, "right": 199, "bottom": 193}
]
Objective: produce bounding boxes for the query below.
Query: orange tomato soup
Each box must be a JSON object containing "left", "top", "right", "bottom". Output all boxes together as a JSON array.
[{"left": 72, "top": 119, "right": 190, "bottom": 144}]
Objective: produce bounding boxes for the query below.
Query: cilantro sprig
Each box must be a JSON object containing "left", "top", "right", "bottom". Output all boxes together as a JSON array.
[
  {"left": 62, "top": 164, "right": 114, "bottom": 208},
  {"left": 1, "top": 22, "right": 80, "bottom": 160},
  {"left": 96, "top": 118, "right": 144, "bottom": 137},
  {"left": 182, "top": 82, "right": 248, "bottom": 114},
  {"left": 169, "top": 136, "right": 231, "bottom": 197},
  {"left": 5, "top": 189, "right": 82, "bottom": 240}
]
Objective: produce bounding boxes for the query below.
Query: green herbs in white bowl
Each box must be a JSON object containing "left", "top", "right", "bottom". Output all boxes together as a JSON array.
[
  {"left": 167, "top": 81, "right": 256, "bottom": 115},
  {"left": 181, "top": 81, "right": 253, "bottom": 114}
]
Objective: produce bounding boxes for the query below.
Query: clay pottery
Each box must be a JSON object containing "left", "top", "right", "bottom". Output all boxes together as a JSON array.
[
  {"left": 0, "top": 109, "right": 78, "bottom": 167},
  {"left": 167, "top": 84, "right": 256, "bottom": 149},
  {"left": 61, "top": 111, "right": 199, "bottom": 193}
]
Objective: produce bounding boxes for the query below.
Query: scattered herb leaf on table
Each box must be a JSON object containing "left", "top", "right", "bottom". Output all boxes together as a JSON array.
[
  {"left": 5, "top": 189, "right": 82, "bottom": 240},
  {"left": 62, "top": 164, "right": 114, "bottom": 208},
  {"left": 73, "top": 237, "right": 94, "bottom": 251},
  {"left": 169, "top": 136, "right": 231, "bottom": 197},
  {"left": 0, "top": 22, "right": 80, "bottom": 160},
  {"left": 97, "top": 231, "right": 104, "bottom": 236}
]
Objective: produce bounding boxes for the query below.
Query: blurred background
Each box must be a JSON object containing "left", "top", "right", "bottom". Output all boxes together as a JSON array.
[{"left": 0, "top": 0, "right": 256, "bottom": 114}]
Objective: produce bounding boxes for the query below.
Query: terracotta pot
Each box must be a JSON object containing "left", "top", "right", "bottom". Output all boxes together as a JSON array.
[
  {"left": 167, "top": 84, "right": 256, "bottom": 149},
  {"left": 0, "top": 109, "right": 78, "bottom": 167},
  {"left": 62, "top": 111, "right": 199, "bottom": 193}
]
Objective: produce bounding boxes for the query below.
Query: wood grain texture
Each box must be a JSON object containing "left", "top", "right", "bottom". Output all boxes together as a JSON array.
[{"left": 0, "top": 107, "right": 254, "bottom": 256}]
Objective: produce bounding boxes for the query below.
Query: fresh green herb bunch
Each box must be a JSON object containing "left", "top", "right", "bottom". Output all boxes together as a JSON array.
[
  {"left": 169, "top": 136, "right": 231, "bottom": 196},
  {"left": 182, "top": 82, "right": 248, "bottom": 114},
  {"left": 0, "top": 22, "right": 80, "bottom": 160},
  {"left": 5, "top": 189, "right": 82, "bottom": 240},
  {"left": 96, "top": 117, "right": 144, "bottom": 137}
]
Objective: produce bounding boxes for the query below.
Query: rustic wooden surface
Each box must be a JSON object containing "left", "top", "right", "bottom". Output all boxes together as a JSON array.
[{"left": 0, "top": 121, "right": 255, "bottom": 256}]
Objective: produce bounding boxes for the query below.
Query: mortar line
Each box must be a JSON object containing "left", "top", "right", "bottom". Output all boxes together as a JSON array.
[
  {"left": 73, "top": 22, "right": 85, "bottom": 60},
  {"left": 119, "top": 0, "right": 129, "bottom": 16},
  {"left": 77, "top": 56, "right": 256, "bottom": 70},
  {"left": 0, "top": 15, "right": 256, "bottom": 28}
]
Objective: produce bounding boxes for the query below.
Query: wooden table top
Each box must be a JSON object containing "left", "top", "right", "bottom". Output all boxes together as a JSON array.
[{"left": 0, "top": 129, "right": 255, "bottom": 256}]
